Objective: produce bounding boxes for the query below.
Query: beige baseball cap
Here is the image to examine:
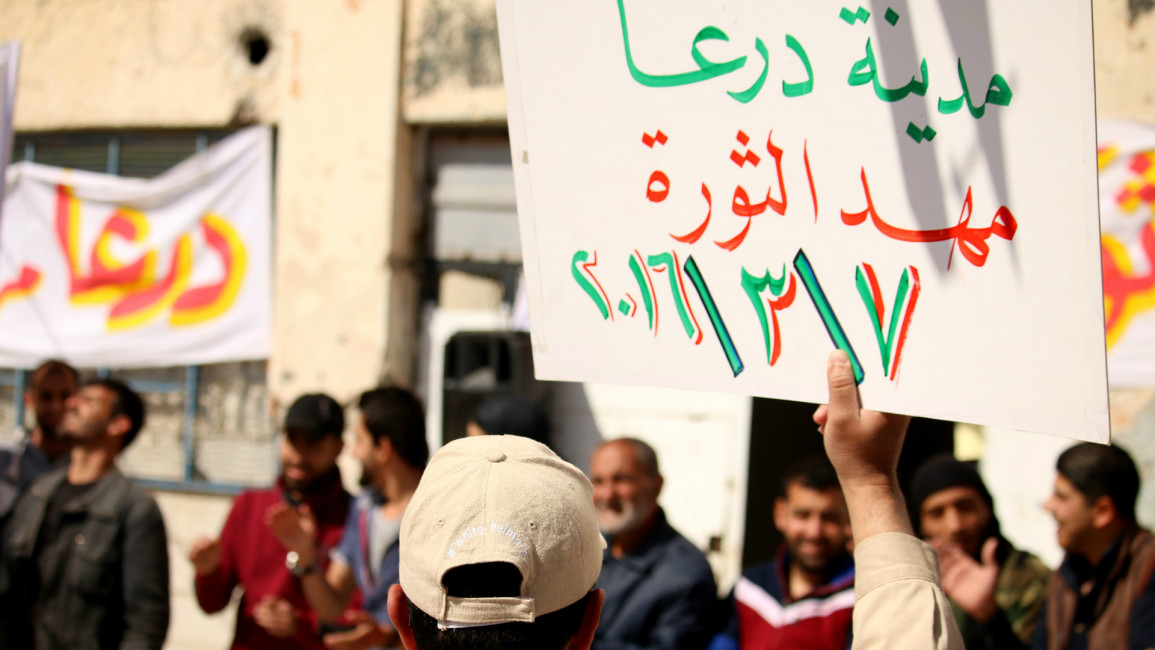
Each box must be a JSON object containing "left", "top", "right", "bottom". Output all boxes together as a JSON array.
[{"left": 399, "top": 434, "right": 605, "bottom": 628}]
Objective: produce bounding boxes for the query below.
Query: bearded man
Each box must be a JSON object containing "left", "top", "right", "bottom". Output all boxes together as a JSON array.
[
  {"left": 588, "top": 437, "right": 718, "bottom": 650},
  {"left": 709, "top": 455, "right": 855, "bottom": 650},
  {"left": 191, "top": 393, "right": 352, "bottom": 649}
]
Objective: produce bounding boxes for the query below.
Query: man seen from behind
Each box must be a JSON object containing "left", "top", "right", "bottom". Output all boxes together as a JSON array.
[{"left": 386, "top": 434, "right": 605, "bottom": 650}]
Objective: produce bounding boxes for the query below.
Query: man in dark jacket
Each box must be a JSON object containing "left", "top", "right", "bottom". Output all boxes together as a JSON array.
[
  {"left": 589, "top": 437, "right": 718, "bottom": 650},
  {"left": 0, "top": 377, "right": 169, "bottom": 650},
  {"left": 1032, "top": 442, "right": 1155, "bottom": 650}
]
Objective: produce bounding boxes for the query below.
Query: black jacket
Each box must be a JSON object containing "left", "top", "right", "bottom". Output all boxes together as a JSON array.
[
  {"left": 594, "top": 508, "right": 719, "bottom": 650},
  {"left": 0, "top": 467, "right": 170, "bottom": 650}
]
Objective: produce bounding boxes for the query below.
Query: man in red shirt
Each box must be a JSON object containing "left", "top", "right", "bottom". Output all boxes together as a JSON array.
[{"left": 190, "top": 393, "right": 353, "bottom": 649}]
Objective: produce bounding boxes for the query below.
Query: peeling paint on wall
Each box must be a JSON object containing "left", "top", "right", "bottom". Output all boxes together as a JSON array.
[
  {"left": 1132, "top": 0, "right": 1155, "bottom": 25},
  {"left": 409, "top": 0, "right": 502, "bottom": 98}
]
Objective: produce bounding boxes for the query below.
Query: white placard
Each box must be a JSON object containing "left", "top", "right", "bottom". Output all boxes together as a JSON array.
[{"left": 498, "top": 1, "right": 1108, "bottom": 442}]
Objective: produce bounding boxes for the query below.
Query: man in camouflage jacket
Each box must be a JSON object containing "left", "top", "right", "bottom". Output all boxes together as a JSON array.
[{"left": 910, "top": 455, "right": 1050, "bottom": 650}]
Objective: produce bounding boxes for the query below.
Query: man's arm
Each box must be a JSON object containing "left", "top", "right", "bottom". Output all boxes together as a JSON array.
[
  {"left": 817, "top": 350, "right": 963, "bottom": 650},
  {"left": 815, "top": 351, "right": 912, "bottom": 542},
  {"left": 120, "top": 495, "right": 170, "bottom": 650},
  {"left": 266, "top": 501, "right": 358, "bottom": 622},
  {"left": 303, "top": 560, "right": 358, "bottom": 622},
  {"left": 192, "top": 497, "right": 243, "bottom": 614},
  {"left": 321, "top": 610, "right": 401, "bottom": 650}
]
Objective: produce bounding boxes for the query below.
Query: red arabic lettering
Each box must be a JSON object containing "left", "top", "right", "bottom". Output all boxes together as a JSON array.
[
  {"left": 54, "top": 183, "right": 247, "bottom": 330},
  {"left": 1102, "top": 223, "right": 1155, "bottom": 348},
  {"left": 671, "top": 183, "right": 712, "bottom": 244},
  {"left": 716, "top": 130, "right": 788, "bottom": 251},
  {"left": 646, "top": 171, "right": 670, "bottom": 202},
  {"left": 803, "top": 139, "right": 817, "bottom": 222},
  {"left": 0, "top": 265, "right": 42, "bottom": 312},
  {"left": 170, "top": 214, "right": 248, "bottom": 327},
  {"left": 841, "top": 168, "right": 1016, "bottom": 268}
]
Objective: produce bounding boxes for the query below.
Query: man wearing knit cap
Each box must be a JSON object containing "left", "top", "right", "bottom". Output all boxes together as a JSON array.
[
  {"left": 386, "top": 434, "right": 605, "bottom": 650},
  {"left": 909, "top": 454, "right": 1050, "bottom": 650}
]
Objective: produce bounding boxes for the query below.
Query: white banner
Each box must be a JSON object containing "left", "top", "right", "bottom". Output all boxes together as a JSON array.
[
  {"left": 498, "top": 2, "right": 1109, "bottom": 441},
  {"left": 0, "top": 126, "right": 272, "bottom": 368},
  {"left": 1099, "top": 119, "right": 1155, "bottom": 387}
]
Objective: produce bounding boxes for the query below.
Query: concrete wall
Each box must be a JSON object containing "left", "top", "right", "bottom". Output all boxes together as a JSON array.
[
  {"left": 402, "top": 0, "right": 505, "bottom": 124},
  {"left": 1, "top": 0, "right": 283, "bottom": 130},
  {"left": 271, "top": 0, "right": 409, "bottom": 403},
  {"left": 0, "top": 1, "right": 410, "bottom": 646},
  {"left": 1094, "top": 0, "right": 1155, "bottom": 122}
]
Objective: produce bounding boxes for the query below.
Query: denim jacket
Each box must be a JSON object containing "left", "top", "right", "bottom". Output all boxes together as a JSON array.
[{"left": 0, "top": 467, "right": 170, "bottom": 650}]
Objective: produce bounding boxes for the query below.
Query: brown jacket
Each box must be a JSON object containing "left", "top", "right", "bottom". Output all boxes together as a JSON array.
[{"left": 1042, "top": 526, "right": 1155, "bottom": 650}]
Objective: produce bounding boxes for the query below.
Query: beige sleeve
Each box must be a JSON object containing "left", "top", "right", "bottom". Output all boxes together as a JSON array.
[{"left": 852, "top": 532, "right": 965, "bottom": 650}]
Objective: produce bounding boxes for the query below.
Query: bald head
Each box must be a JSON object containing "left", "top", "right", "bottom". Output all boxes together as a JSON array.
[{"left": 599, "top": 438, "right": 659, "bottom": 477}]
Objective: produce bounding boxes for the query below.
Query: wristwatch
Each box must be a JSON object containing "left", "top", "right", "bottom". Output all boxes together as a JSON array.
[{"left": 285, "top": 551, "right": 319, "bottom": 577}]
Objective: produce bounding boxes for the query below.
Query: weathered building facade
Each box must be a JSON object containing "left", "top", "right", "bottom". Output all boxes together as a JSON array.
[{"left": 0, "top": 0, "right": 1151, "bottom": 646}]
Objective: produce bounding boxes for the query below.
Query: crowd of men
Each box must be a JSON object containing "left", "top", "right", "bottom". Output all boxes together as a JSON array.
[{"left": 0, "top": 357, "right": 1150, "bottom": 649}]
